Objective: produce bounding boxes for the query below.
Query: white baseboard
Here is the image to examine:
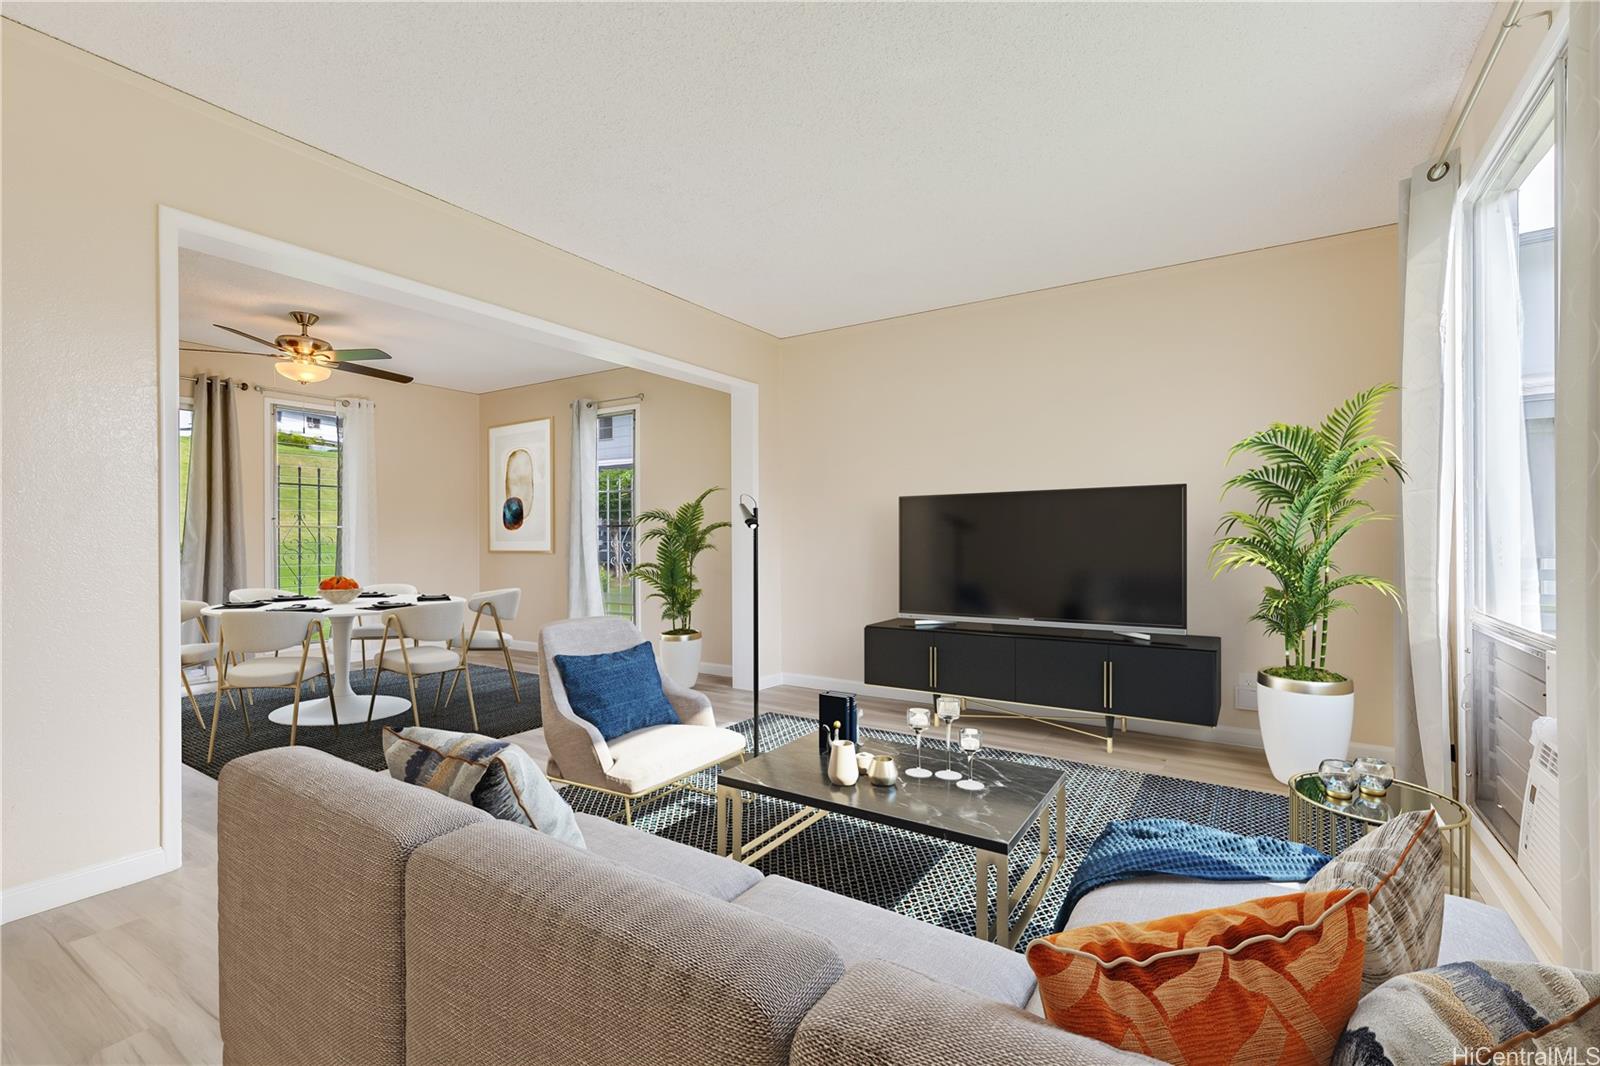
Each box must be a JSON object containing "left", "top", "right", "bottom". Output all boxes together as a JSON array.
[
  {"left": 771, "top": 671, "right": 1393, "bottom": 762},
  {"left": 1, "top": 846, "right": 177, "bottom": 925}
]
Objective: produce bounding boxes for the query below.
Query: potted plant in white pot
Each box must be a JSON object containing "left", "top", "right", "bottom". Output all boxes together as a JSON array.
[
  {"left": 630, "top": 486, "right": 729, "bottom": 688},
  {"left": 1211, "top": 384, "right": 1405, "bottom": 783}
]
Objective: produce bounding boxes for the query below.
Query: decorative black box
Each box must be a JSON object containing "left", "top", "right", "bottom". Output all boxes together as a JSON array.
[{"left": 817, "top": 691, "right": 858, "bottom": 752}]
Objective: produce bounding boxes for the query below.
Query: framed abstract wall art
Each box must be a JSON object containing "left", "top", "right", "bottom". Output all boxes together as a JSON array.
[{"left": 488, "top": 418, "right": 553, "bottom": 553}]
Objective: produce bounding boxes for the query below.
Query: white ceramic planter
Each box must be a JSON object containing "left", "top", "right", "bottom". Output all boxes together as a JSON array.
[
  {"left": 1256, "top": 671, "right": 1355, "bottom": 784},
  {"left": 660, "top": 631, "right": 703, "bottom": 689}
]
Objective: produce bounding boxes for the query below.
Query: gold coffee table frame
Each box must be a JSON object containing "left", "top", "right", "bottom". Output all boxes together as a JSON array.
[
  {"left": 1288, "top": 772, "right": 1472, "bottom": 895},
  {"left": 715, "top": 780, "right": 1068, "bottom": 949}
]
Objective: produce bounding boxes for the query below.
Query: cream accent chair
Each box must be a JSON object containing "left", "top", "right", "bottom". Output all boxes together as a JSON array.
[
  {"left": 366, "top": 599, "right": 477, "bottom": 732},
  {"left": 444, "top": 588, "right": 523, "bottom": 705},
  {"left": 539, "top": 616, "right": 747, "bottom": 825},
  {"left": 211, "top": 611, "right": 336, "bottom": 761},
  {"left": 350, "top": 584, "right": 419, "bottom": 669},
  {"left": 179, "top": 599, "right": 220, "bottom": 728}
]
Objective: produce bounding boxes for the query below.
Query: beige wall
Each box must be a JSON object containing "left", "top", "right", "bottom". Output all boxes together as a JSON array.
[
  {"left": 1, "top": 23, "right": 780, "bottom": 899},
  {"left": 777, "top": 227, "right": 1403, "bottom": 747},
  {"left": 479, "top": 369, "right": 733, "bottom": 664},
  {"left": 178, "top": 348, "right": 480, "bottom": 596}
]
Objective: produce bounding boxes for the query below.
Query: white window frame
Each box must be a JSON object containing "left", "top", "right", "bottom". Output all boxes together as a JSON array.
[
  {"left": 1459, "top": 64, "right": 1562, "bottom": 657},
  {"left": 263, "top": 393, "right": 343, "bottom": 591},
  {"left": 598, "top": 401, "right": 641, "bottom": 623}
]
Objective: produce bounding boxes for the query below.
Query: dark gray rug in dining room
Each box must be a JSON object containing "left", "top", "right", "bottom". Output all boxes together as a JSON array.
[
  {"left": 562, "top": 712, "right": 1305, "bottom": 951},
  {"left": 181, "top": 663, "right": 541, "bottom": 779}
]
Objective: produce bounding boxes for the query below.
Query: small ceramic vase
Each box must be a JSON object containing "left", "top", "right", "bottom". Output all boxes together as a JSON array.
[
  {"left": 856, "top": 749, "right": 877, "bottom": 774},
  {"left": 869, "top": 756, "right": 899, "bottom": 787},
  {"left": 827, "top": 740, "right": 860, "bottom": 787}
]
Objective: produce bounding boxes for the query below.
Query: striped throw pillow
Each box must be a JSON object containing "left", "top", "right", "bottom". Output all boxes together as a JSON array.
[
  {"left": 1306, "top": 809, "right": 1443, "bottom": 992},
  {"left": 1026, "top": 888, "right": 1369, "bottom": 1066}
]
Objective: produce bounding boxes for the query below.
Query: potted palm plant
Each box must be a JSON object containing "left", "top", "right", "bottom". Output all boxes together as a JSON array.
[
  {"left": 630, "top": 486, "right": 729, "bottom": 687},
  {"left": 1211, "top": 384, "right": 1405, "bottom": 783}
]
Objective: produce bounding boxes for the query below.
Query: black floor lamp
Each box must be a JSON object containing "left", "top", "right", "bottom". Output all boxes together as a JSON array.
[{"left": 739, "top": 494, "right": 760, "bottom": 754}]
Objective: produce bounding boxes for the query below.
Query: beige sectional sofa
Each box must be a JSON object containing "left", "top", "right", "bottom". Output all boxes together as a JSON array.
[{"left": 217, "top": 747, "right": 1534, "bottom": 1066}]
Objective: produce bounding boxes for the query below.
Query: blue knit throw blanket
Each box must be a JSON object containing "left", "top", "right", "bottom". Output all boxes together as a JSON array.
[{"left": 1052, "top": 818, "right": 1332, "bottom": 933}]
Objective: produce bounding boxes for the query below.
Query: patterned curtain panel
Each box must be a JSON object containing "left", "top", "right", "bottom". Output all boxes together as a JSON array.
[
  {"left": 180, "top": 374, "right": 246, "bottom": 604},
  {"left": 1556, "top": 6, "right": 1600, "bottom": 970}
]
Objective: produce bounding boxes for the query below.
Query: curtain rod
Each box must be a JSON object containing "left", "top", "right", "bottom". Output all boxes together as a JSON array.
[
  {"left": 1427, "top": 1, "right": 1553, "bottom": 182},
  {"left": 180, "top": 374, "right": 359, "bottom": 407},
  {"left": 582, "top": 392, "right": 644, "bottom": 409}
]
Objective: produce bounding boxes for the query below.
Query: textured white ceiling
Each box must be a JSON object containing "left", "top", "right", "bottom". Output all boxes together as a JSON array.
[
  {"left": 13, "top": 3, "right": 1490, "bottom": 337},
  {"left": 179, "top": 249, "right": 615, "bottom": 393}
]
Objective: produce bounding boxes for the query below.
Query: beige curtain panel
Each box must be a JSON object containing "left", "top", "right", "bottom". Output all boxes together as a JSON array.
[{"left": 180, "top": 374, "right": 247, "bottom": 605}]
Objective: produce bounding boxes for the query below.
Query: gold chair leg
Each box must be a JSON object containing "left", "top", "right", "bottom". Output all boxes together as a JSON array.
[
  {"left": 289, "top": 686, "right": 302, "bottom": 747},
  {"left": 180, "top": 672, "right": 206, "bottom": 728},
  {"left": 444, "top": 667, "right": 461, "bottom": 708},
  {"left": 367, "top": 666, "right": 383, "bottom": 726},
  {"left": 325, "top": 667, "right": 340, "bottom": 734},
  {"left": 462, "top": 661, "right": 479, "bottom": 732},
  {"left": 406, "top": 672, "right": 421, "bottom": 728},
  {"left": 207, "top": 687, "right": 225, "bottom": 763},
  {"left": 239, "top": 689, "right": 253, "bottom": 736},
  {"left": 501, "top": 641, "right": 520, "bottom": 702},
  {"left": 622, "top": 797, "right": 633, "bottom": 826},
  {"left": 432, "top": 672, "right": 446, "bottom": 712}
]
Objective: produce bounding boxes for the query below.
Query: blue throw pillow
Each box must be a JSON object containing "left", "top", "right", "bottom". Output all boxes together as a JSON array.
[{"left": 555, "top": 641, "right": 679, "bottom": 741}]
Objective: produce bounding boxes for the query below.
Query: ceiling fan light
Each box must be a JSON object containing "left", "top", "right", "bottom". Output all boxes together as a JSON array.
[{"left": 275, "top": 359, "right": 332, "bottom": 385}]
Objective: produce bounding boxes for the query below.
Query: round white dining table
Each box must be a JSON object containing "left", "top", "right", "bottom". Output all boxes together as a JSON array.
[{"left": 202, "top": 594, "right": 465, "bottom": 727}]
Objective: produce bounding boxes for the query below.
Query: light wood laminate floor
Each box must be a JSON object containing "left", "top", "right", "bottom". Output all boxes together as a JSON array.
[{"left": 1, "top": 673, "right": 1282, "bottom": 1065}]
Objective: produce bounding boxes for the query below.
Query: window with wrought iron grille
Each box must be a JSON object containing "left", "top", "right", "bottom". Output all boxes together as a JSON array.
[
  {"left": 598, "top": 408, "right": 637, "bottom": 620},
  {"left": 269, "top": 401, "right": 342, "bottom": 595}
]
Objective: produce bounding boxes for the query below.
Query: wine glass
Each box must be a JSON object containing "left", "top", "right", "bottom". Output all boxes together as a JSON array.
[
  {"left": 956, "top": 728, "right": 984, "bottom": 791},
  {"left": 934, "top": 697, "right": 963, "bottom": 781},
  {"left": 904, "top": 707, "right": 933, "bottom": 779}
]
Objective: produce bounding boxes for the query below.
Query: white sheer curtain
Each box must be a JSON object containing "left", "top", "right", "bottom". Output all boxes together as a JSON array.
[
  {"left": 1555, "top": 5, "right": 1600, "bottom": 969},
  {"left": 567, "top": 399, "right": 603, "bottom": 617},
  {"left": 1478, "top": 195, "right": 1544, "bottom": 631},
  {"left": 1396, "top": 157, "right": 1460, "bottom": 794},
  {"left": 338, "top": 399, "right": 378, "bottom": 582}
]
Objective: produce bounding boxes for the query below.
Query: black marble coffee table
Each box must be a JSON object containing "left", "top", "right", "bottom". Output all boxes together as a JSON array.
[{"left": 716, "top": 734, "right": 1068, "bottom": 947}]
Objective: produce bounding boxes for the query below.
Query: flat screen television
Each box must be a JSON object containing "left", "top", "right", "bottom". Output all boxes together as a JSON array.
[{"left": 898, "top": 484, "right": 1187, "bottom": 631}]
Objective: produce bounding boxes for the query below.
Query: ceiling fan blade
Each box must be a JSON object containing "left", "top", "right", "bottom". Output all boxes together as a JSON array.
[
  {"left": 213, "top": 324, "right": 285, "bottom": 351},
  {"left": 331, "top": 347, "right": 391, "bottom": 362},
  {"left": 180, "top": 343, "right": 282, "bottom": 359},
  {"left": 333, "top": 361, "right": 413, "bottom": 384}
]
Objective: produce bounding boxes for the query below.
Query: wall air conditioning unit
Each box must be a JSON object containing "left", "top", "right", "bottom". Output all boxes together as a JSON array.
[{"left": 1517, "top": 713, "right": 1562, "bottom": 916}]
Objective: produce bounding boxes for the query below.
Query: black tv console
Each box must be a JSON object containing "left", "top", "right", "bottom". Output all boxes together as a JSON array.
[{"left": 863, "top": 618, "right": 1221, "bottom": 746}]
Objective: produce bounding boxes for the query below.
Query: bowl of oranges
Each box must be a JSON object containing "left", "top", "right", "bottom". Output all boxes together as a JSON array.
[{"left": 318, "top": 575, "right": 361, "bottom": 604}]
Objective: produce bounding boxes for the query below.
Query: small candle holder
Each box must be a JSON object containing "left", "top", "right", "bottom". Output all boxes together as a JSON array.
[
  {"left": 1353, "top": 756, "right": 1394, "bottom": 798},
  {"left": 1318, "top": 758, "right": 1356, "bottom": 802}
]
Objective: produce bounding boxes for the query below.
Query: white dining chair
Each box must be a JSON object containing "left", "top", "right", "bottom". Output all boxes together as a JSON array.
[
  {"left": 180, "top": 599, "right": 219, "bottom": 728},
  {"left": 352, "top": 583, "right": 419, "bottom": 669},
  {"left": 366, "top": 599, "right": 477, "bottom": 732},
  {"left": 229, "top": 587, "right": 291, "bottom": 602},
  {"left": 444, "top": 588, "right": 523, "bottom": 706},
  {"left": 211, "top": 611, "right": 336, "bottom": 761}
]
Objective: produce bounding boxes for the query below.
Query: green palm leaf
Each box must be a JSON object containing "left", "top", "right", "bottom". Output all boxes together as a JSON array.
[
  {"left": 628, "top": 486, "right": 730, "bottom": 633},
  {"left": 1212, "top": 385, "right": 1405, "bottom": 678}
]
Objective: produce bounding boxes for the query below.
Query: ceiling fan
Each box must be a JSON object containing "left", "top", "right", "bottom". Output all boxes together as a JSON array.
[{"left": 180, "top": 310, "right": 414, "bottom": 385}]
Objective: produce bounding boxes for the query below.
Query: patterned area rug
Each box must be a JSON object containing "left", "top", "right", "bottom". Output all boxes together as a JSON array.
[
  {"left": 562, "top": 712, "right": 1296, "bottom": 950},
  {"left": 181, "top": 663, "right": 541, "bottom": 779}
]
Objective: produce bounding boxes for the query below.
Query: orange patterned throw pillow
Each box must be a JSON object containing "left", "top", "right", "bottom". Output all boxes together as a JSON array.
[{"left": 1026, "top": 888, "right": 1369, "bottom": 1066}]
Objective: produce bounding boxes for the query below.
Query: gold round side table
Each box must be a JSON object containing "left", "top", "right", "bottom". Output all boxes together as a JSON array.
[{"left": 1288, "top": 772, "right": 1472, "bottom": 896}]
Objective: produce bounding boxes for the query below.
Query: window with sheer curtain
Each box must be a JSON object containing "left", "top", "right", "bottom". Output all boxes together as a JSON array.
[{"left": 1467, "top": 86, "right": 1557, "bottom": 639}]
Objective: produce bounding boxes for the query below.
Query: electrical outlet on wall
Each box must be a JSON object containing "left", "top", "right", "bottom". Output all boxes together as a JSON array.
[{"left": 1234, "top": 673, "right": 1258, "bottom": 712}]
